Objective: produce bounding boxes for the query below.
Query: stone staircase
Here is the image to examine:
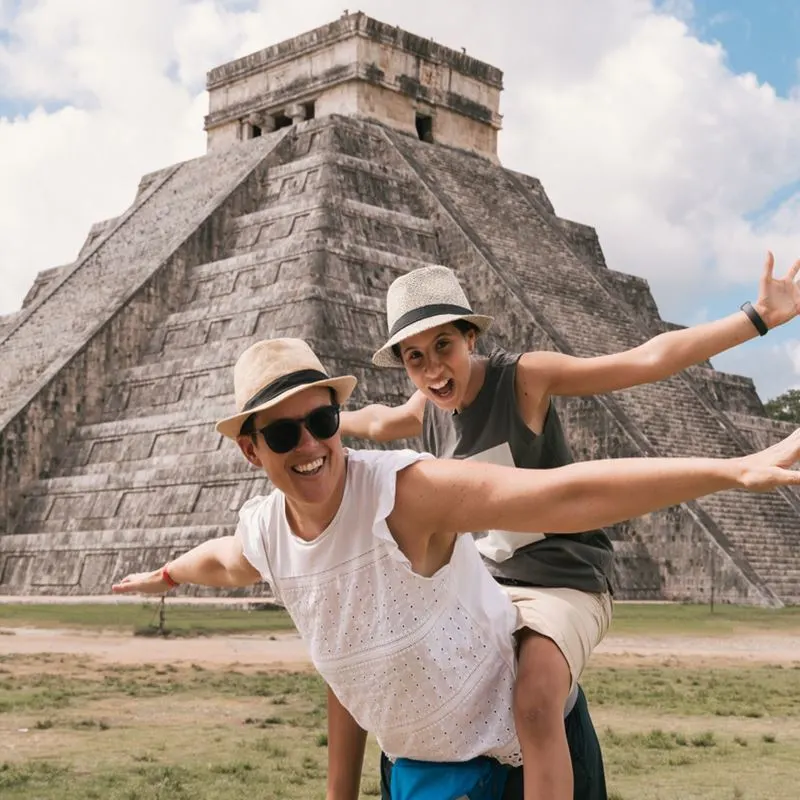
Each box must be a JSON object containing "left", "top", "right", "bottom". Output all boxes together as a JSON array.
[{"left": 387, "top": 131, "right": 800, "bottom": 604}]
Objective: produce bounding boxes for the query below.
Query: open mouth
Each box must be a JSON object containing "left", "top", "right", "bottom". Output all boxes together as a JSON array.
[
  {"left": 428, "top": 378, "right": 455, "bottom": 400},
  {"left": 291, "top": 456, "right": 325, "bottom": 476}
]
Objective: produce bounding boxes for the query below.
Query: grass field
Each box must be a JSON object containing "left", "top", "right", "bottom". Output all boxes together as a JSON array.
[
  {"left": 0, "top": 601, "right": 295, "bottom": 636},
  {"left": 3, "top": 599, "right": 800, "bottom": 637},
  {"left": 1, "top": 654, "right": 798, "bottom": 799},
  {"left": 2, "top": 603, "right": 800, "bottom": 798}
]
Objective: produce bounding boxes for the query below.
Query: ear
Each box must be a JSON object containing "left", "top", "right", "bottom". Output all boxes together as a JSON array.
[
  {"left": 236, "top": 435, "right": 265, "bottom": 468},
  {"left": 466, "top": 329, "right": 477, "bottom": 354}
]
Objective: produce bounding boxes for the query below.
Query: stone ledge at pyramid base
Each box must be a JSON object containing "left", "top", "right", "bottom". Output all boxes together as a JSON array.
[{"left": 0, "top": 527, "right": 270, "bottom": 598}]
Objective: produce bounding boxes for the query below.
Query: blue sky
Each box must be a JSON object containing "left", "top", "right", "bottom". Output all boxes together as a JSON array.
[
  {"left": 1, "top": 0, "right": 799, "bottom": 400},
  {"left": 689, "top": 0, "right": 800, "bottom": 97},
  {"left": 656, "top": 1, "right": 800, "bottom": 389}
]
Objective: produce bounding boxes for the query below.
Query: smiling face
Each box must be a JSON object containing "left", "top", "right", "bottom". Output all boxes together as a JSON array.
[
  {"left": 398, "top": 322, "right": 479, "bottom": 412},
  {"left": 236, "top": 386, "right": 346, "bottom": 521}
]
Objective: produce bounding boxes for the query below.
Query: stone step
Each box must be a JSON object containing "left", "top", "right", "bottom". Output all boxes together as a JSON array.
[
  {"left": 153, "top": 297, "right": 386, "bottom": 369},
  {"left": 62, "top": 448, "right": 241, "bottom": 478},
  {"left": 25, "top": 458, "right": 259, "bottom": 496},
  {"left": 16, "top": 466, "right": 267, "bottom": 535},
  {"left": 0, "top": 525, "right": 238, "bottom": 594},
  {"left": 257, "top": 149, "right": 417, "bottom": 210},
  {"left": 49, "top": 404, "right": 229, "bottom": 471},
  {"left": 183, "top": 240, "right": 435, "bottom": 313},
  {"left": 226, "top": 195, "right": 438, "bottom": 262}
]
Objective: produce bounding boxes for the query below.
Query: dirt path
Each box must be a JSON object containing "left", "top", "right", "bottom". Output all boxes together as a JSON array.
[
  {"left": 3, "top": 626, "right": 800, "bottom": 668},
  {"left": 0, "top": 627, "right": 311, "bottom": 668},
  {"left": 595, "top": 633, "right": 800, "bottom": 665}
]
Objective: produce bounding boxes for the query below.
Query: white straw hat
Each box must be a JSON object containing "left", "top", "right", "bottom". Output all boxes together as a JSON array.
[
  {"left": 216, "top": 338, "right": 357, "bottom": 439},
  {"left": 372, "top": 265, "right": 493, "bottom": 368}
]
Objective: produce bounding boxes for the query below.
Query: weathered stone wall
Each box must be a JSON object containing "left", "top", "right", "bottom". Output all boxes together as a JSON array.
[
  {"left": 205, "top": 12, "right": 502, "bottom": 160},
  {"left": 0, "top": 131, "right": 289, "bottom": 545},
  {"left": 20, "top": 264, "right": 72, "bottom": 308}
]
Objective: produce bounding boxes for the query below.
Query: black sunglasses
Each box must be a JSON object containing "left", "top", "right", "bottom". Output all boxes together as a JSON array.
[{"left": 256, "top": 404, "right": 341, "bottom": 454}]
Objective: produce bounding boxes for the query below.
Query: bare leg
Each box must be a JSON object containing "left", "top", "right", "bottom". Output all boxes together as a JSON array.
[{"left": 514, "top": 630, "right": 573, "bottom": 800}]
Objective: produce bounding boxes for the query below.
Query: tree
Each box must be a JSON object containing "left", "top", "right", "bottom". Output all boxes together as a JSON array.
[{"left": 764, "top": 388, "right": 800, "bottom": 423}]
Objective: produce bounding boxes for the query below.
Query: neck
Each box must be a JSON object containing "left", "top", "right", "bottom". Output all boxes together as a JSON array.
[
  {"left": 455, "top": 355, "right": 486, "bottom": 413},
  {"left": 284, "top": 459, "right": 347, "bottom": 541}
]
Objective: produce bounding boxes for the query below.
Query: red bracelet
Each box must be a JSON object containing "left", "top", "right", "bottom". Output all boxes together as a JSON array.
[{"left": 161, "top": 566, "right": 180, "bottom": 588}]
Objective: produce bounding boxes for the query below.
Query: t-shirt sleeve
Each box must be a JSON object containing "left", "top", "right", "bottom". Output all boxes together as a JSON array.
[
  {"left": 370, "top": 449, "right": 435, "bottom": 564},
  {"left": 235, "top": 495, "right": 275, "bottom": 587}
]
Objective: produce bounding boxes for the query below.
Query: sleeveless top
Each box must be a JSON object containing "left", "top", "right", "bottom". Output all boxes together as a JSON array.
[
  {"left": 423, "top": 348, "right": 614, "bottom": 593},
  {"left": 236, "top": 448, "right": 523, "bottom": 766}
]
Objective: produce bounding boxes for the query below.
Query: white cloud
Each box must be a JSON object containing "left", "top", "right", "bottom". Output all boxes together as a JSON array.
[
  {"left": 1, "top": 0, "right": 800, "bottom": 395},
  {"left": 788, "top": 340, "right": 800, "bottom": 379},
  {"left": 714, "top": 337, "right": 800, "bottom": 400}
]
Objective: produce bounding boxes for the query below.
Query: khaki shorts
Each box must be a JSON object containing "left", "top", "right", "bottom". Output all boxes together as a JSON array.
[{"left": 505, "top": 586, "right": 613, "bottom": 692}]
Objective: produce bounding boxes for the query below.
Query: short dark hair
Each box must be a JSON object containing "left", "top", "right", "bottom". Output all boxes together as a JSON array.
[
  {"left": 391, "top": 318, "right": 480, "bottom": 360},
  {"left": 239, "top": 413, "right": 257, "bottom": 441}
]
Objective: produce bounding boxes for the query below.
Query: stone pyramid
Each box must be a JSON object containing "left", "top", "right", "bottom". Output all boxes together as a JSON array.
[{"left": 1, "top": 13, "right": 798, "bottom": 604}]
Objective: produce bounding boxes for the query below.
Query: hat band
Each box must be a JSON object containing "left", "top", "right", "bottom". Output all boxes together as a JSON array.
[
  {"left": 388, "top": 303, "right": 474, "bottom": 338},
  {"left": 242, "top": 368, "right": 329, "bottom": 412}
]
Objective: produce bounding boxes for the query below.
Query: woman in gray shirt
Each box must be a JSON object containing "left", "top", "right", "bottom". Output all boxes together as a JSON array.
[{"left": 342, "top": 255, "right": 800, "bottom": 800}]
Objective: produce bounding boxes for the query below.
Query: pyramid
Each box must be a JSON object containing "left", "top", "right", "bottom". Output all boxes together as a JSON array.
[{"left": 1, "top": 13, "right": 798, "bottom": 604}]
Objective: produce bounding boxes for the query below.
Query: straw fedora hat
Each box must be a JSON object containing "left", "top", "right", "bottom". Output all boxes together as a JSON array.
[
  {"left": 216, "top": 338, "right": 357, "bottom": 440},
  {"left": 372, "top": 265, "right": 493, "bottom": 368}
]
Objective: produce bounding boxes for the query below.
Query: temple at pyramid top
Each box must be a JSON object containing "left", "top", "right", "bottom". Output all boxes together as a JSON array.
[{"left": 204, "top": 12, "right": 504, "bottom": 160}]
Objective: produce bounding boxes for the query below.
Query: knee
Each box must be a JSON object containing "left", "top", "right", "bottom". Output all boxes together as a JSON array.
[
  {"left": 513, "top": 635, "right": 572, "bottom": 730},
  {"left": 513, "top": 672, "right": 565, "bottom": 731}
]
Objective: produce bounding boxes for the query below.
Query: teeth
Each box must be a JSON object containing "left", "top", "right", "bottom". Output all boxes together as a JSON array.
[
  {"left": 294, "top": 457, "right": 324, "bottom": 474},
  {"left": 430, "top": 379, "right": 449, "bottom": 390}
]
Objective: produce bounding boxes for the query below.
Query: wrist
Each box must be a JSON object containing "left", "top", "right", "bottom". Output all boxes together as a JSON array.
[
  {"left": 725, "top": 457, "right": 749, "bottom": 490},
  {"left": 740, "top": 301, "right": 769, "bottom": 336},
  {"left": 161, "top": 565, "right": 180, "bottom": 589}
]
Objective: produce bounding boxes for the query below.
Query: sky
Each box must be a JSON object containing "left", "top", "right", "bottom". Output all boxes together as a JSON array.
[{"left": 1, "top": 0, "right": 799, "bottom": 400}]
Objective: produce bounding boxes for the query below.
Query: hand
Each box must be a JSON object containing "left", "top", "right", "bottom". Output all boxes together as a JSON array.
[
  {"left": 112, "top": 568, "right": 171, "bottom": 595},
  {"left": 735, "top": 429, "right": 800, "bottom": 491},
  {"left": 753, "top": 251, "right": 800, "bottom": 329}
]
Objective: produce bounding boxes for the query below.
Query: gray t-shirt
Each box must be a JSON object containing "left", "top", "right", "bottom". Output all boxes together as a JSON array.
[{"left": 422, "top": 348, "right": 614, "bottom": 593}]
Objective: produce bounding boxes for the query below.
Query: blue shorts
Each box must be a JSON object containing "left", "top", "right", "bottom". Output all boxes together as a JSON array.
[{"left": 380, "top": 684, "right": 607, "bottom": 800}]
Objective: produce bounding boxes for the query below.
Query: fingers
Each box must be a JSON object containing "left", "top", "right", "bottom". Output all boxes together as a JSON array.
[
  {"left": 778, "top": 468, "right": 800, "bottom": 486},
  {"left": 763, "top": 250, "right": 775, "bottom": 281},
  {"left": 788, "top": 259, "right": 800, "bottom": 284},
  {"left": 111, "top": 574, "right": 149, "bottom": 594}
]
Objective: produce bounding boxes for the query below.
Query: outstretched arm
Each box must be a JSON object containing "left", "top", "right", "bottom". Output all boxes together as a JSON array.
[
  {"left": 521, "top": 252, "right": 800, "bottom": 398},
  {"left": 340, "top": 390, "right": 425, "bottom": 442},
  {"left": 326, "top": 687, "right": 367, "bottom": 800},
  {"left": 394, "top": 430, "right": 800, "bottom": 541},
  {"left": 111, "top": 535, "right": 261, "bottom": 594}
]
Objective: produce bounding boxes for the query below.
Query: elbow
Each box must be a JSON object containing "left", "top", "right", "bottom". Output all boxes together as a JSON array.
[
  {"left": 639, "top": 337, "right": 671, "bottom": 373},
  {"left": 366, "top": 420, "right": 390, "bottom": 442}
]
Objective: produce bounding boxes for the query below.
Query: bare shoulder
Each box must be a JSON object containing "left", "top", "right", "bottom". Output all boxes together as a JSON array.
[
  {"left": 517, "top": 350, "right": 558, "bottom": 383},
  {"left": 515, "top": 351, "right": 554, "bottom": 426}
]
